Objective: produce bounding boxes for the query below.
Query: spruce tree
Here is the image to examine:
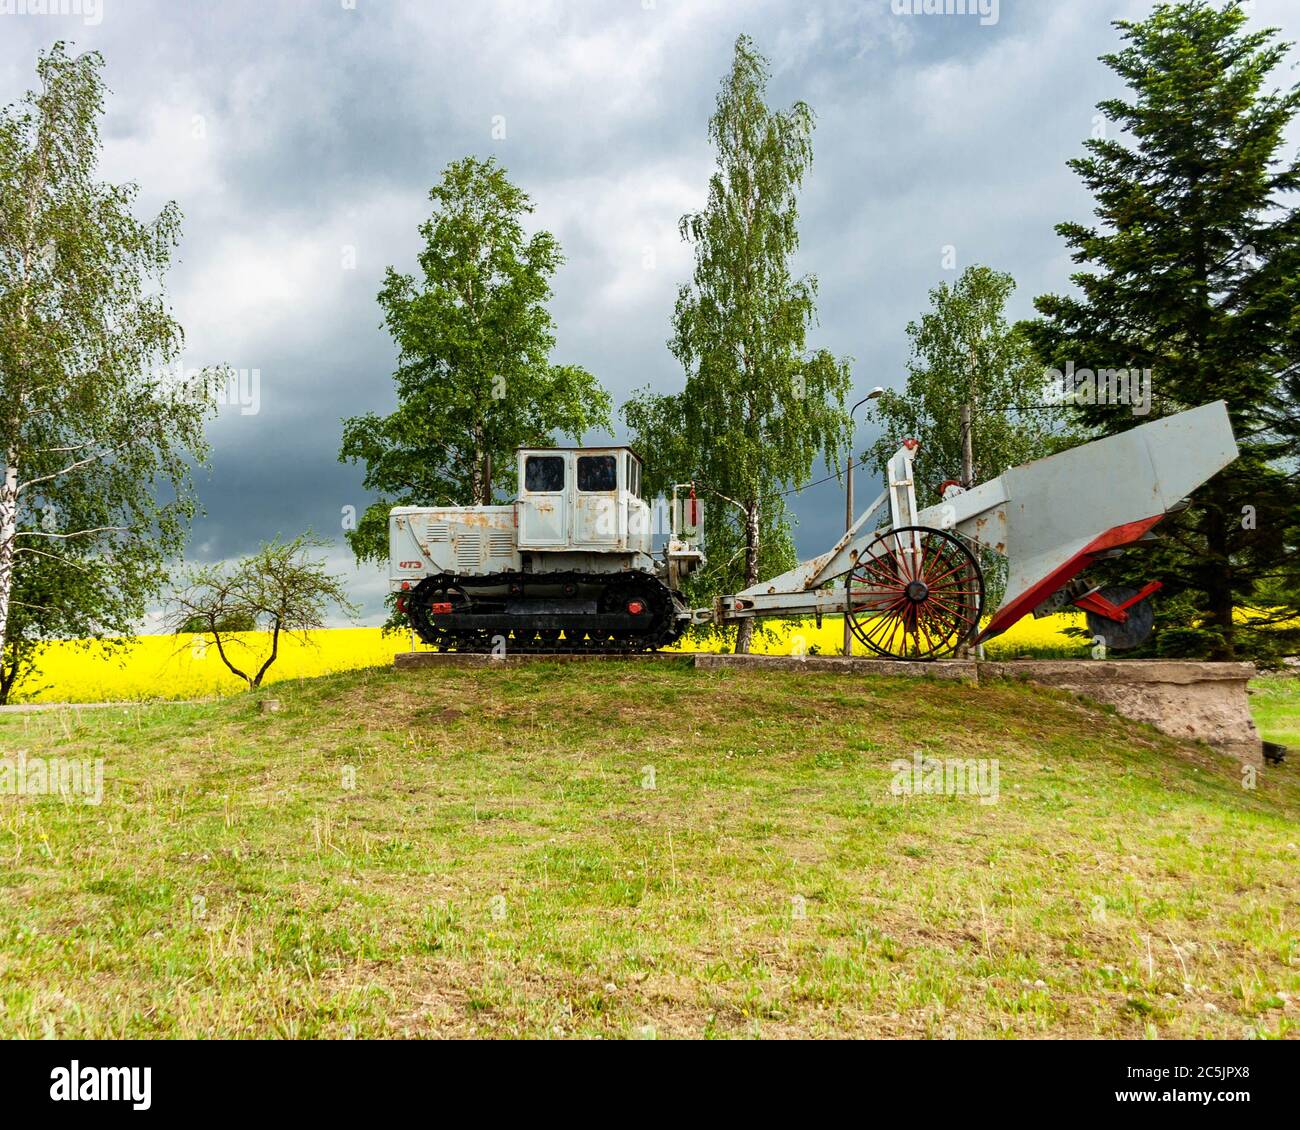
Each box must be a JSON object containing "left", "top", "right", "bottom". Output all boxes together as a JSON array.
[{"left": 1027, "top": 1, "right": 1300, "bottom": 660}]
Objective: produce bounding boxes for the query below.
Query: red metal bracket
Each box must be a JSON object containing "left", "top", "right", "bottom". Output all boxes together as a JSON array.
[{"left": 1072, "top": 580, "right": 1163, "bottom": 624}]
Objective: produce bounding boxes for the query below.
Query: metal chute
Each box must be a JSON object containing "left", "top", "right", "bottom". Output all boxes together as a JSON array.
[
  {"left": 718, "top": 401, "right": 1239, "bottom": 657},
  {"left": 921, "top": 400, "right": 1238, "bottom": 642}
]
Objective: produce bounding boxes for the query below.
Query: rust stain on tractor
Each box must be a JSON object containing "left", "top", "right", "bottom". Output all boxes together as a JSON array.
[
  {"left": 801, "top": 550, "right": 836, "bottom": 589},
  {"left": 973, "top": 510, "right": 1007, "bottom": 555}
]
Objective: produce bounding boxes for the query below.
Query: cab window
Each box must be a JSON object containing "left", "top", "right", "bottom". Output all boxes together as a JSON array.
[
  {"left": 577, "top": 454, "right": 617, "bottom": 492},
  {"left": 626, "top": 454, "right": 641, "bottom": 498},
  {"left": 524, "top": 455, "right": 565, "bottom": 492}
]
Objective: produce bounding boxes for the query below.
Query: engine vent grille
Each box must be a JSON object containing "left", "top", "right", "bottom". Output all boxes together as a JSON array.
[
  {"left": 425, "top": 522, "right": 449, "bottom": 543},
  {"left": 455, "top": 533, "right": 483, "bottom": 569},
  {"left": 487, "top": 530, "right": 514, "bottom": 557}
]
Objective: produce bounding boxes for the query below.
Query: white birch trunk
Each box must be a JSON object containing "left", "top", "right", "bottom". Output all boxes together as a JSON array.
[{"left": 0, "top": 456, "right": 19, "bottom": 655}]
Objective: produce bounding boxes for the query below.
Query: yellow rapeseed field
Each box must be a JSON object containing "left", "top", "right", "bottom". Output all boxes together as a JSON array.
[{"left": 9, "top": 613, "right": 1089, "bottom": 703}]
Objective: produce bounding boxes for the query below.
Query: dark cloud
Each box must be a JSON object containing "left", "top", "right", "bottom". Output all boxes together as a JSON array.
[{"left": 3, "top": 0, "right": 1297, "bottom": 623}]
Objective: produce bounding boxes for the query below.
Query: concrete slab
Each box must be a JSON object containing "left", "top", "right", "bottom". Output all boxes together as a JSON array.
[
  {"left": 692, "top": 653, "right": 979, "bottom": 683},
  {"left": 976, "top": 660, "right": 1262, "bottom": 768}
]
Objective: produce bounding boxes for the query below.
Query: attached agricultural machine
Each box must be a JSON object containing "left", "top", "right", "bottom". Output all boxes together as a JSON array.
[{"left": 389, "top": 401, "right": 1239, "bottom": 659}]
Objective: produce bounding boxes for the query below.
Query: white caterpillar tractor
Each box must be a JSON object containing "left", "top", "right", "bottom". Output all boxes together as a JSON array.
[
  {"left": 389, "top": 447, "right": 704, "bottom": 652},
  {"left": 389, "top": 402, "right": 1239, "bottom": 658}
]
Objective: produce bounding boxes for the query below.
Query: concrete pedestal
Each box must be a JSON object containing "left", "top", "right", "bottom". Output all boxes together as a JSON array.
[{"left": 976, "top": 660, "right": 1262, "bottom": 768}]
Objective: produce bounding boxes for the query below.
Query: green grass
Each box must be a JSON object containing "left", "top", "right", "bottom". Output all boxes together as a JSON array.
[
  {"left": 1, "top": 663, "right": 1297, "bottom": 1039},
  {"left": 1252, "top": 677, "right": 1300, "bottom": 749}
]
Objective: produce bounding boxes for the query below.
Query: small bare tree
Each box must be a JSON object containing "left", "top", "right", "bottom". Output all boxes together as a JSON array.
[{"left": 169, "top": 535, "right": 356, "bottom": 690}]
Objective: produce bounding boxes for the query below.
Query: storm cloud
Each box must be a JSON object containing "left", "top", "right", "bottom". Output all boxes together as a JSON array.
[{"left": 3, "top": 0, "right": 1297, "bottom": 623}]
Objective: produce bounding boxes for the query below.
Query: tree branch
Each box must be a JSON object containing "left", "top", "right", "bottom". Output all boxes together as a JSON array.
[
  {"left": 15, "top": 526, "right": 127, "bottom": 540},
  {"left": 208, "top": 628, "right": 252, "bottom": 688},
  {"left": 18, "top": 439, "right": 133, "bottom": 494},
  {"left": 13, "top": 546, "right": 93, "bottom": 572}
]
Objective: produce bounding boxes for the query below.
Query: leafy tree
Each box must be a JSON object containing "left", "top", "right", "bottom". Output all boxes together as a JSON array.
[
  {"left": 868, "top": 266, "right": 1065, "bottom": 506},
  {"left": 624, "top": 35, "right": 851, "bottom": 653},
  {"left": 339, "top": 156, "right": 612, "bottom": 571},
  {"left": 0, "top": 550, "right": 120, "bottom": 704},
  {"left": 1026, "top": 1, "right": 1300, "bottom": 661},
  {"left": 176, "top": 610, "right": 257, "bottom": 634},
  {"left": 0, "top": 44, "right": 212, "bottom": 698},
  {"left": 168, "top": 535, "right": 357, "bottom": 690}
]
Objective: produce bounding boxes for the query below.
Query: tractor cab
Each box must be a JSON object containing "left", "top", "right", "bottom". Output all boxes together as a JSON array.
[{"left": 516, "top": 446, "right": 650, "bottom": 554}]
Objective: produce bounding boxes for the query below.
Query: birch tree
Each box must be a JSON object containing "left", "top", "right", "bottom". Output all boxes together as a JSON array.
[
  {"left": 624, "top": 35, "right": 851, "bottom": 653},
  {"left": 0, "top": 44, "right": 211, "bottom": 688},
  {"left": 868, "top": 266, "right": 1064, "bottom": 503}
]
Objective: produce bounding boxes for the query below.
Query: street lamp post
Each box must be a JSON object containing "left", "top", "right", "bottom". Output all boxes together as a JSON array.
[{"left": 843, "top": 387, "right": 885, "bottom": 656}]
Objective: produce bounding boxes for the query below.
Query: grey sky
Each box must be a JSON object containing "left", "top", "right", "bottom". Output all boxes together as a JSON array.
[{"left": 3, "top": 0, "right": 1297, "bottom": 624}]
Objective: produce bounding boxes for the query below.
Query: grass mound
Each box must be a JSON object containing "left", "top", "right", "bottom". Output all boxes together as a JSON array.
[{"left": 1, "top": 662, "right": 1295, "bottom": 1038}]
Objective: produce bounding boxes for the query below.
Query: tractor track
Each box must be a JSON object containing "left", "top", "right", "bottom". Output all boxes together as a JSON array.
[{"left": 405, "top": 569, "right": 688, "bottom": 654}]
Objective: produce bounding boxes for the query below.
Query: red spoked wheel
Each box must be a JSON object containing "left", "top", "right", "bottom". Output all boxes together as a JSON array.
[{"left": 846, "top": 526, "right": 984, "bottom": 660}]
